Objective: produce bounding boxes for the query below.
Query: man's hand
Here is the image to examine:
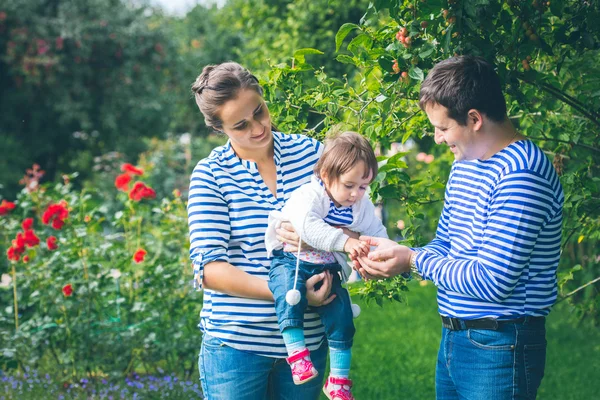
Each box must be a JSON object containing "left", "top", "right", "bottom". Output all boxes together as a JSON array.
[
  {"left": 276, "top": 221, "right": 314, "bottom": 252},
  {"left": 354, "top": 236, "right": 413, "bottom": 279}
]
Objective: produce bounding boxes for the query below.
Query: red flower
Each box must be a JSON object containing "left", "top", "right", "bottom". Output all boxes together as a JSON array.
[
  {"left": 133, "top": 248, "right": 147, "bottom": 263},
  {"left": 115, "top": 173, "right": 132, "bottom": 191},
  {"left": 121, "top": 163, "right": 144, "bottom": 176},
  {"left": 12, "top": 232, "right": 25, "bottom": 249},
  {"left": 42, "top": 201, "right": 69, "bottom": 230},
  {"left": 7, "top": 246, "right": 22, "bottom": 261},
  {"left": 52, "top": 219, "right": 65, "bottom": 230},
  {"left": 23, "top": 229, "right": 40, "bottom": 247},
  {"left": 23, "top": 255, "right": 30, "bottom": 263},
  {"left": 129, "top": 182, "right": 156, "bottom": 202},
  {"left": 0, "top": 200, "right": 16, "bottom": 215},
  {"left": 47, "top": 236, "right": 58, "bottom": 251},
  {"left": 62, "top": 284, "right": 73, "bottom": 297},
  {"left": 22, "top": 218, "right": 34, "bottom": 231}
]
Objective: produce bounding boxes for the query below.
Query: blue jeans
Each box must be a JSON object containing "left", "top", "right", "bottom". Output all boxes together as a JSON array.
[
  {"left": 436, "top": 317, "right": 547, "bottom": 400},
  {"left": 268, "top": 250, "right": 355, "bottom": 350},
  {"left": 199, "top": 333, "right": 327, "bottom": 400}
]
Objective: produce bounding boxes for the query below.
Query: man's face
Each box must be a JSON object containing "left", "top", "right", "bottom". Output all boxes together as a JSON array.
[{"left": 424, "top": 103, "right": 480, "bottom": 161}]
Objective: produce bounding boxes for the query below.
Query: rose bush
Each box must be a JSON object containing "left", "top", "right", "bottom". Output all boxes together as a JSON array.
[{"left": 0, "top": 160, "right": 201, "bottom": 380}]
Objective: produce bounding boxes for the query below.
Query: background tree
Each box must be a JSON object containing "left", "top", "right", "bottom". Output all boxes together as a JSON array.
[
  {"left": 259, "top": 0, "right": 600, "bottom": 316},
  {"left": 0, "top": 0, "right": 179, "bottom": 196}
]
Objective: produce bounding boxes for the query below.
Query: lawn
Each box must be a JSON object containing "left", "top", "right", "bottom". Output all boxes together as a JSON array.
[
  {"left": 341, "top": 281, "right": 600, "bottom": 400},
  {"left": 3, "top": 280, "right": 598, "bottom": 399}
]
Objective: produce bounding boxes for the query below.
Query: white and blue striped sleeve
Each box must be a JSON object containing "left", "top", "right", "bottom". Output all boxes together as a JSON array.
[
  {"left": 415, "top": 169, "right": 560, "bottom": 303},
  {"left": 187, "top": 160, "right": 230, "bottom": 290}
]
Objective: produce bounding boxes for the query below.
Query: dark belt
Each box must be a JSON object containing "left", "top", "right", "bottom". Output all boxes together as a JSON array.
[{"left": 441, "top": 315, "right": 545, "bottom": 331}]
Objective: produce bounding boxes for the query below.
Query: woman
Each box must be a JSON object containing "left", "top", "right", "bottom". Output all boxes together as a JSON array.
[{"left": 188, "top": 62, "right": 335, "bottom": 400}]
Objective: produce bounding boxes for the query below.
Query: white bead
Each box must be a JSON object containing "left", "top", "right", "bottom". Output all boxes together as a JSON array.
[{"left": 286, "top": 289, "right": 301, "bottom": 305}]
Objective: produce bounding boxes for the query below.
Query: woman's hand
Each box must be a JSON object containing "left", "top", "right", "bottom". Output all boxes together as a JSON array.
[
  {"left": 276, "top": 221, "right": 314, "bottom": 252},
  {"left": 306, "top": 271, "right": 336, "bottom": 306},
  {"left": 353, "top": 236, "right": 413, "bottom": 280}
]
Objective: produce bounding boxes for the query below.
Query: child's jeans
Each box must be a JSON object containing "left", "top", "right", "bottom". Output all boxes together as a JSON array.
[{"left": 268, "top": 250, "right": 355, "bottom": 350}]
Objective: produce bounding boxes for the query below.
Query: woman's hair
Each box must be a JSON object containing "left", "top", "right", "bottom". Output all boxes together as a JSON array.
[
  {"left": 314, "top": 131, "right": 378, "bottom": 184},
  {"left": 191, "top": 62, "right": 263, "bottom": 130},
  {"left": 419, "top": 55, "right": 507, "bottom": 125}
]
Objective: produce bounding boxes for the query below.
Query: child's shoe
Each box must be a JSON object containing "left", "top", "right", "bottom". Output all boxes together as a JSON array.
[
  {"left": 323, "top": 376, "right": 355, "bottom": 400},
  {"left": 286, "top": 348, "right": 319, "bottom": 385}
]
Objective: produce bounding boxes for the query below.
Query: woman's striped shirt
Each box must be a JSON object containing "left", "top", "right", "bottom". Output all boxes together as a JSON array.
[
  {"left": 187, "top": 131, "right": 324, "bottom": 357},
  {"left": 414, "top": 140, "right": 564, "bottom": 319}
]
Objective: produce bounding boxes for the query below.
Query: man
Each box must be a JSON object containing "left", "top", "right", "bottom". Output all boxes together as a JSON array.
[{"left": 356, "top": 55, "right": 564, "bottom": 400}]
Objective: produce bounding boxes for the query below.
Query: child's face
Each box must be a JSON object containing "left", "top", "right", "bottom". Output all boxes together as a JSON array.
[{"left": 323, "top": 163, "right": 373, "bottom": 208}]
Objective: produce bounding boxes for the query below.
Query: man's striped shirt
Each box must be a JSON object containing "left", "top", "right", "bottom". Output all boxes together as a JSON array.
[
  {"left": 188, "top": 131, "right": 324, "bottom": 357},
  {"left": 414, "top": 140, "right": 564, "bottom": 319}
]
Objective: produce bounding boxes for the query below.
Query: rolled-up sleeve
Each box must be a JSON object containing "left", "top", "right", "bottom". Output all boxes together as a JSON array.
[{"left": 187, "top": 161, "right": 230, "bottom": 290}]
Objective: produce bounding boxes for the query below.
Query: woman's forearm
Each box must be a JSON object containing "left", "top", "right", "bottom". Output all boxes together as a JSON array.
[{"left": 203, "top": 261, "right": 274, "bottom": 301}]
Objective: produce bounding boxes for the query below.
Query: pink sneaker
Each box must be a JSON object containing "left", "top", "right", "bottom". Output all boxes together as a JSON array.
[
  {"left": 323, "top": 376, "right": 355, "bottom": 400},
  {"left": 286, "top": 348, "right": 319, "bottom": 385}
]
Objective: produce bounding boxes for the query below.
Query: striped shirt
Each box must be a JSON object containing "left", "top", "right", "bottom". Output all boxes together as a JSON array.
[
  {"left": 414, "top": 140, "right": 564, "bottom": 319},
  {"left": 324, "top": 201, "right": 354, "bottom": 227},
  {"left": 315, "top": 178, "right": 355, "bottom": 227},
  {"left": 187, "top": 131, "right": 324, "bottom": 357}
]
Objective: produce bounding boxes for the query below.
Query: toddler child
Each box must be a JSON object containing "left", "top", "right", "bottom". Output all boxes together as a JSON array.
[{"left": 265, "top": 131, "right": 388, "bottom": 400}]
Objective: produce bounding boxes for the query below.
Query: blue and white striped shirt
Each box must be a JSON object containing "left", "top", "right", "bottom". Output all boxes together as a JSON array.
[
  {"left": 324, "top": 201, "right": 353, "bottom": 227},
  {"left": 188, "top": 131, "right": 324, "bottom": 357},
  {"left": 414, "top": 140, "right": 564, "bottom": 319}
]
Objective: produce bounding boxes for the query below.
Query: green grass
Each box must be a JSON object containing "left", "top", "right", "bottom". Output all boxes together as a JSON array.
[{"left": 326, "top": 281, "right": 600, "bottom": 400}]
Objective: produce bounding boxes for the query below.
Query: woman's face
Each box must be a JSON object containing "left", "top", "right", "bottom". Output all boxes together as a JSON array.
[{"left": 217, "top": 89, "right": 273, "bottom": 158}]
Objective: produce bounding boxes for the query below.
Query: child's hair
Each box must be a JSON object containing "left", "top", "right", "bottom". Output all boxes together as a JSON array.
[
  {"left": 419, "top": 55, "right": 507, "bottom": 126},
  {"left": 191, "top": 62, "right": 263, "bottom": 130},
  {"left": 314, "top": 131, "right": 378, "bottom": 183}
]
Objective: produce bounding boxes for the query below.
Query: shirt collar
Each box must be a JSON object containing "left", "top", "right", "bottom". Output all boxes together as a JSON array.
[{"left": 223, "top": 131, "right": 282, "bottom": 172}]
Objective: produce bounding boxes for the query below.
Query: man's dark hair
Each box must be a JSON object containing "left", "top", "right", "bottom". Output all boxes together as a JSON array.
[{"left": 419, "top": 55, "right": 507, "bottom": 126}]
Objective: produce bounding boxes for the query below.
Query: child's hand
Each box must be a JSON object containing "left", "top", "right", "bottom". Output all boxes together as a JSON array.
[{"left": 344, "top": 238, "right": 370, "bottom": 260}]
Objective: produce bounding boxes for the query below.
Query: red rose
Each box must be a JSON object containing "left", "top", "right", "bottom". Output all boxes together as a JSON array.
[
  {"left": 129, "top": 182, "right": 156, "bottom": 202},
  {"left": 62, "top": 283, "right": 73, "bottom": 297},
  {"left": 12, "top": 232, "right": 25, "bottom": 249},
  {"left": 23, "top": 255, "right": 30, "bottom": 263},
  {"left": 23, "top": 229, "right": 40, "bottom": 247},
  {"left": 42, "top": 201, "right": 69, "bottom": 230},
  {"left": 0, "top": 200, "right": 16, "bottom": 215},
  {"left": 133, "top": 248, "right": 147, "bottom": 263},
  {"left": 121, "top": 163, "right": 144, "bottom": 176},
  {"left": 7, "top": 246, "right": 21, "bottom": 261},
  {"left": 47, "top": 236, "right": 58, "bottom": 251},
  {"left": 21, "top": 218, "right": 34, "bottom": 231},
  {"left": 115, "top": 173, "right": 132, "bottom": 191}
]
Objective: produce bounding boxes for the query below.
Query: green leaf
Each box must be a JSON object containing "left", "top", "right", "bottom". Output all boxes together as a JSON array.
[
  {"left": 336, "top": 54, "right": 356, "bottom": 65},
  {"left": 293, "top": 48, "right": 324, "bottom": 64},
  {"left": 409, "top": 67, "right": 424, "bottom": 81},
  {"left": 336, "top": 23, "right": 360, "bottom": 52},
  {"left": 347, "top": 33, "right": 373, "bottom": 55}
]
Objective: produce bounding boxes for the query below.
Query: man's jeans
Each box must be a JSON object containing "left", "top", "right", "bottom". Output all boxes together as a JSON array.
[
  {"left": 436, "top": 317, "right": 547, "bottom": 400},
  {"left": 199, "top": 333, "right": 327, "bottom": 400},
  {"left": 268, "top": 250, "right": 355, "bottom": 350}
]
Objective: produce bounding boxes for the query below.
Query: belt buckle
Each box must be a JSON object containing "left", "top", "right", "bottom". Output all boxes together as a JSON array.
[{"left": 449, "top": 318, "right": 461, "bottom": 330}]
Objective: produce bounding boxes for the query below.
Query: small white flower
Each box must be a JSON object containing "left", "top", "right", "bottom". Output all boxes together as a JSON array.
[
  {"left": 179, "top": 133, "right": 191, "bottom": 145},
  {"left": 0, "top": 273, "right": 12, "bottom": 288},
  {"left": 109, "top": 269, "right": 122, "bottom": 279}
]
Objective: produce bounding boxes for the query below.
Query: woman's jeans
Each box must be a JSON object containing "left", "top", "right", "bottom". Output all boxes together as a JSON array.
[
  {"left": 199, "top": 333, "right": 327, "bottom": 400},
  {"left": 268, "top": 250, "right": 355, "bottom": 350},
  {"left": 436, "top": 317, "right": 547, "bottom": 400}
]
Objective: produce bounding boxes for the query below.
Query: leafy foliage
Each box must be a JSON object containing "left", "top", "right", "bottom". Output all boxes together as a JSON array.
[
  {"left": 0, "top": 0, "right": 179, "bottom": 196},
  {"left": 258, "top": 0, "right": 600, "bottom": 313}
]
